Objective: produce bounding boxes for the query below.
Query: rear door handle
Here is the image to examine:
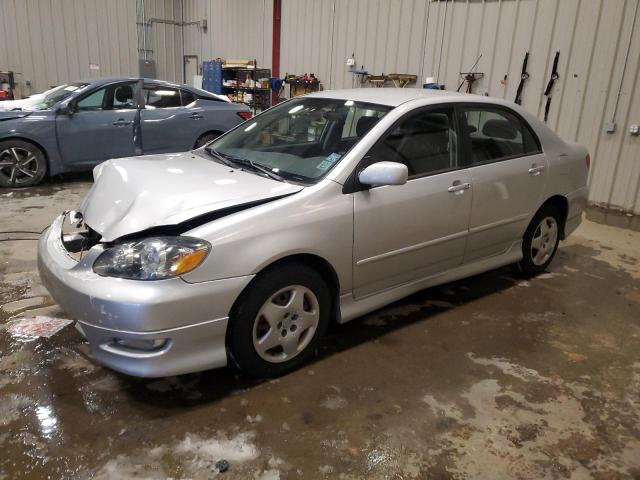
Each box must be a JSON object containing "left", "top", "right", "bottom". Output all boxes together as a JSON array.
[
  {"left": 528, "top": 165, "right": 545, "bottom": 175},
  {"left": 447, "top": 182, "right": 471, "bottom": 194},
  {"left": 189, "top": 113, "right": 204, "bottom": 120},
  {"left": 112, "top": 119, "right": 133, "bottom": 127}
]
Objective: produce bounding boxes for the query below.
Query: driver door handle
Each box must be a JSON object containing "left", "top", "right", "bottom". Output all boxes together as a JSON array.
[
  {"left": 189, "top": 113, "right": 204, "bottom": 120},
  {"left": 113, "top": 119, "right": 133, "bottom": 127},
  {"left": 447, "top": 182, "right": 471, "bottom": 194},
  {"left": 528, "top": 165, "right": 545, "bottom": 175}
]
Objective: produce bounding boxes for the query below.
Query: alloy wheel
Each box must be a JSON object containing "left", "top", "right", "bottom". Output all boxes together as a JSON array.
[
  {"left": 530, "top": 216, "right": 558, "bottom": 266},
  {"left": 0, "top": 147, "right": 39, "bottom": 186},
  {"left": 252, "top": 285, "right": 320, "bottom": 363}
]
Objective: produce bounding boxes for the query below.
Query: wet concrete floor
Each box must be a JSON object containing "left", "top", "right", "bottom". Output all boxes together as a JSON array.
[{"left": 1, "top": 176, "right": 639, "bottom": 479}]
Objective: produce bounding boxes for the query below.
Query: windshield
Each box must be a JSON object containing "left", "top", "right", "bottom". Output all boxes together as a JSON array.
[
  {"left": 29, "top": 83, "right": 90, "bottom": 111},
  {"left": 208, "top": 98, "right": 392, "bottom": 183}
]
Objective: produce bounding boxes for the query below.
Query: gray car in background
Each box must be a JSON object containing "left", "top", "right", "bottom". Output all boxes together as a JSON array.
[{"left": 0, "top": 77, "right": 250, "bottom": 187}]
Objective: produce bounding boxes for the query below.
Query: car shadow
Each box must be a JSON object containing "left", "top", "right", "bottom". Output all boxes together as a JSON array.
[{"left": 120, "top": 264, "right": 526, "bottom": 407}]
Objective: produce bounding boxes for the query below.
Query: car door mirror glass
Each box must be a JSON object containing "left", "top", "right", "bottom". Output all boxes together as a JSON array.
[
  {"left": 58, "top": 102, "right": 74, "bottom": 115},
  {"left": 359, "top": 161, "right": 408, "bottom": 186}
]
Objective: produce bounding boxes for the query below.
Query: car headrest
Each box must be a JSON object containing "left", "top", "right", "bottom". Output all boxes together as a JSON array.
[
  {"left": 356, "top": 116, "right": 380, "bottom": 137},
  {"left": 482, "top": 119, "right": 517, "bottom": 140},
  {"left": 115, "top": 85, "right": 133, "bottom": 103}
]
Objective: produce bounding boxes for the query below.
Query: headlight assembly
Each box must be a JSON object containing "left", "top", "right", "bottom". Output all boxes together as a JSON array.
[{"left": 93, "top": 236, "right": 210, "bottom": 280}]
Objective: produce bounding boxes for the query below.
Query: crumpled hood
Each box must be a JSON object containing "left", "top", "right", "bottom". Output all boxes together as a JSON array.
[
  {"left": 0, "top": 110, "right": 32, "bottom": 121},
  {"left": 81, "top": 152, "right": 304, "bottom": 241}
]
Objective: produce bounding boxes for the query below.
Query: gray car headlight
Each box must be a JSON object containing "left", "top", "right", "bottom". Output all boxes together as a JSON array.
[{"left": 93, "top": 236, "right": 210, "bottom": 280}]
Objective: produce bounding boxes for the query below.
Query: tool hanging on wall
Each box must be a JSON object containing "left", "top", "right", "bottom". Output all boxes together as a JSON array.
[
  {"left": 514, "top": 52, "right": 530, "bottom": 105},
  {"left": 457, "top": 54, "right": 483, "bottom": 93},
  {"left": 543, "top": 51, "right": 560, "bottom": 122}
]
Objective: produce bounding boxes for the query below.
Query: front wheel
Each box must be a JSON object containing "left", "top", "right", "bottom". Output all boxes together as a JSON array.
[
  {"left": 0, "top": 140, "right": 47, "bottom": 187},
  {"left": 227, "top": 264, "right": 331, "bottom": 378},
  {"left": 515, "top": 204, "right": 561, "bottom": 277}
]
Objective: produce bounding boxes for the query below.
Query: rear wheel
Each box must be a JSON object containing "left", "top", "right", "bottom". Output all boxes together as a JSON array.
[
  {"left": 193, "top": 131, "right": 222, "bottom": 149},
  {"left": 227, "top": 264, "right": 331, "bottom": 378},
  {"left": 0, "top": 140, "right": 47, "bottom": 187},
  {"left": 515, "top": 204, "right": 561, "bottom": 277}
]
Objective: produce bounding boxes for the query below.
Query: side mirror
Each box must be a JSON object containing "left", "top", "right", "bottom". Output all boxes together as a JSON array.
[
  {"left": 359, "top": 161, "right": 408, "bottom": 187},
  {"left": 58, "top": 102, "right": 75, "bottom": 116}
]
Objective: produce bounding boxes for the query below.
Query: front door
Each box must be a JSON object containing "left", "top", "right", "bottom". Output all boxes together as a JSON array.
[
  {"left": 56, "top": 81, "right": 139, "bottom": 168},
  {"left": 353, "top": 106, "right": 472, "bottom": 298},
  {"left": 461, "top": 106, "right": 548, "bottom": 262}
]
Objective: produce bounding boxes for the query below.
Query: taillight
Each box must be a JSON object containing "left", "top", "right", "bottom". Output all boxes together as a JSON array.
[
  {"left": 585, "top": 153, "right": 591, "bottom": 170},
  {"left": 237, "top": 111, "right": 252, "bottom": 121}
]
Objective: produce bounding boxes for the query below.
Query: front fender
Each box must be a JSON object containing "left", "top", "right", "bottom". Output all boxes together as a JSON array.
[
  {"left": 0, "top": 113, "right": 65, "bottom": 175},
  {"left": 181, "top": 181, "right": 354, "bottom": 293}
]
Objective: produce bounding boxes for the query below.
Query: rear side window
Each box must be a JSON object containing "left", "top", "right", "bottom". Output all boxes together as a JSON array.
[
  {"left": 464, "top": 107, "right": 540, "bottom": 164},
  {"left": 366, "top": 107, "right": 458, "bottom": 178},
  {"left": 181, "top": 89, "right": 196, "bottom": 106},
  {"left": 144, "top": 86, "right": 181, "bottom": 108}
]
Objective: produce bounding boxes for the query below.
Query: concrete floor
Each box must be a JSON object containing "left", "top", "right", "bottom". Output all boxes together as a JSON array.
[{"left": 1, "top": 176, "right": 639, "bottom": 480}]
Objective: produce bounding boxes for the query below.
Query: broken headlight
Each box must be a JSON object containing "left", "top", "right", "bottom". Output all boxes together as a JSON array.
[{"left": 93, "top": 236, "right": 210, "bottom": 280}]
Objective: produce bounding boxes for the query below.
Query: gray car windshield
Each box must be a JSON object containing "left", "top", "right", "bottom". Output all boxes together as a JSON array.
[
  {"left": 31, "top": 83, "right": 90, "bottom": 111},
  {"left": 208, "top": 98, "right": 391, "bottom": 183}
]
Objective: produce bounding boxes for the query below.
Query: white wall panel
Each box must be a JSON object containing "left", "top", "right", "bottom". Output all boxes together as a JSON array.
[
  {"left": 182, "top": 0, "right": 272, "bottom": 75},
  {"left": 0, "top": 0, "right": 139, "bottom": 96}
]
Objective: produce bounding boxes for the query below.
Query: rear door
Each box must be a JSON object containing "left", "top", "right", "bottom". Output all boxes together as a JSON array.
[
  {"left": 56, "top": 81, "right": 139, "bottom": 167},
  {"left": 460, "top": 105, "right": 547, "bottom": 262},
  {"left": 139, "top": 84, "right": 197, "bottom": 153},
  {"left": 352, "top": 106, "right": 472, "bottom": 297}
]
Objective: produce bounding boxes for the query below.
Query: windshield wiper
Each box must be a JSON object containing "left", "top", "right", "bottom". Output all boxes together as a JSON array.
[
  {"left": 217, "top": 154, "right": 285, "bottom": 182},
  {"left": 204, "top": 146, "right": 235, "bottom": 168}
]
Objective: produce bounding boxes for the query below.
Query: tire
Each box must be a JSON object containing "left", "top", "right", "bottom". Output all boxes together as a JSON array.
[
  {"left": 227, "top": 264, "right": 331, "bottom": 378},
  {"left": 193, "top": 132, "right": 221, "bottom": 149},
  {"left": 515, "top": 204, "right": 562, "bottom": 277},
  {"left": 0, "top": 140, "right": 47, "bottom": 188}
]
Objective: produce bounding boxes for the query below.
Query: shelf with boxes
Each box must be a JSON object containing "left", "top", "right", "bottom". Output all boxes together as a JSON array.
[{"left": 201, "top": 59, "right": 271, "bottom": 113}]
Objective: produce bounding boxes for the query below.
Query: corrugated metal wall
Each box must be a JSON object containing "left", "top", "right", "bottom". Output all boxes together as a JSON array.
[
  {"left": 181, "top": 0, "right": 273, "bottom": 75},
  {"left": 280, "top": 0, "right": 640, "bottom": 215},
  {"left": 139, "top": 0, "right": 184, "bottom": 82},
  {"left": 0, "top": 0, "right": 139, "bottom": 97}
]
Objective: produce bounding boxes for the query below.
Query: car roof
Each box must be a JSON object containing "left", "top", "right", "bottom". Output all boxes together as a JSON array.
[
  {"left": 306, "top": 88, "right": 518, "bottom": 108},
  {"left": 70, "top": 77, "right": 224, "bottom": 100}
]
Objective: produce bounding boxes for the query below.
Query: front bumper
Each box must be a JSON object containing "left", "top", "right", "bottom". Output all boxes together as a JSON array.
[{"left": 37, "top": 214, "right": 254, "bottom": 377}]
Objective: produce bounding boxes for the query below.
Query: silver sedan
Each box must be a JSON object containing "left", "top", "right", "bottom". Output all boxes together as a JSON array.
[{"left": 38, "top": 88, "right": 589, "bottom": 378}]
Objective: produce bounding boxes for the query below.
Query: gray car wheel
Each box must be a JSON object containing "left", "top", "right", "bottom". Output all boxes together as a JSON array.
[
  {"left": 515, "top": 204, "right": 562, "bottom": 277},
  {"left": 227, "top": 264, "right": 331, "bottom": 378},
  {"left": 0, "top": 140, "right": 47, "bottom": 188}
]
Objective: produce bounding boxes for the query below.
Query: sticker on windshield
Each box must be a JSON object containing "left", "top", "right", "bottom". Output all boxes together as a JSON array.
[{"left": 317, "top": 152, "right": 342, "bottom": 170}]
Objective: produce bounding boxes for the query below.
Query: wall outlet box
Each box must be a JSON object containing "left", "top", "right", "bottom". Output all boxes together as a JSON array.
[
  {"left": 605, "top": 122, "right": 616, "bottom": 133},
  {"left": 346, "top": 58, "right": 355, "bottom": 67}
]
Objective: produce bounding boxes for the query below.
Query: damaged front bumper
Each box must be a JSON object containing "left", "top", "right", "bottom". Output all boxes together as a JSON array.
[{"left": 37, "top": 213, "right": 254, "bottom": 377}]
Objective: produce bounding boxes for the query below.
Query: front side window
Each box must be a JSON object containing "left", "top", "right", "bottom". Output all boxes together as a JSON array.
[
  {"left": 464, "top": 107, "right": 540, "bottom": 164},
  {"left": 76, "top": 82, "right": 137, "bottom": 111},
  {"left": 208, "top": 98, "right": 392, "bottom": 183},
  {"left": 366, "top": 108, "right": 458, "bottom": 178},
  {"left": 144, "top": 86, "right": 181, "bottom": 109}
]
